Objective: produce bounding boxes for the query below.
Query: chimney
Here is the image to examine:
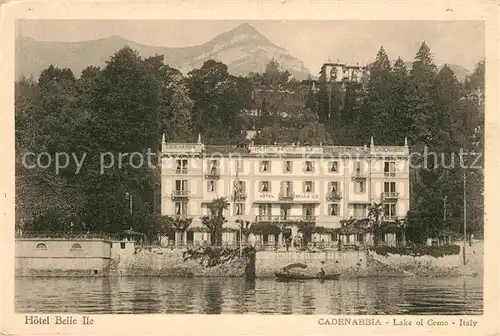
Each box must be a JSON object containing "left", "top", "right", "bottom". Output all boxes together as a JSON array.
[
  {"left": 161, "top": 133, "right": 166, "bottom": 152},
  {"left": 370, "top": 136, "right": 375, "bottom": 154}
]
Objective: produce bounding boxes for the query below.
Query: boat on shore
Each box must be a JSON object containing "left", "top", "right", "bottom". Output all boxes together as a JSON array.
[
  {"left": 274, "top": 262, "right": 340, "bottom": 281},
  {"left": 274, "top": 271, "right": 341, "bottom": 281}
]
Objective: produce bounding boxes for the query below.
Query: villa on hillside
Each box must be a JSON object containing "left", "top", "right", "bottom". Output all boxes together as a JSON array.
[{"left": 160, "top": 135, "right": 410, "bottom": 248}]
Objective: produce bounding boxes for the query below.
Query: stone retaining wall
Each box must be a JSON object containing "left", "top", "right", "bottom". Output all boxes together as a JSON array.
[
  {"left": 114, "top": 248, "right": 247, "bottom": 277},
  {"left": 255, "top": 250, "right": 368, "bottom": 278}
]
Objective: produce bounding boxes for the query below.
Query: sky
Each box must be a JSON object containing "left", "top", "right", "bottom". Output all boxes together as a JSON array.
[{"left": 16, "top": 20, "right": 485, "bottom": 72}]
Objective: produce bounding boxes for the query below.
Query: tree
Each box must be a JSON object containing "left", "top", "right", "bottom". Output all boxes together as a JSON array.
[
  {"left": 407, "top": 41, "right": 439, "bottom": 146},
  {"left": 200, "top": 197, "right": 229, "bottom": 246},
  {"left": 187, "top": 60, "right": 252, "bottom": 143},
  {"left": 358, "top": 46, "right": 393, "bottom": 144},
  {"left": 368, "top": 202, "right": 384, "bottom": 246},
  {"left": 166, "top": 216, "right": 193, "bottom": 245},
  {"left": 464, "top": 60, "right": 485, "bottom": 92},
  {"left": 236, "top": 220, "right": 254, "bottom": 245},
  {"left": 296, "top": 221, "right": 316, "bottom": 248}
]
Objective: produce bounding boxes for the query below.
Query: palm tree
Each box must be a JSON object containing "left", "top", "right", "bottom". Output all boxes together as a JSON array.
[
  {"left": 368, "top": 202, "right": 384, "bottom": 246},
  {"left": 171, "top": 217, "right": 193, "bottom": 246},
  {"left": 201, "top": 197, "right": 229, "bottom": 246},
  {"left": 160, "top": 215, "right": 192, "bottom": 246}
]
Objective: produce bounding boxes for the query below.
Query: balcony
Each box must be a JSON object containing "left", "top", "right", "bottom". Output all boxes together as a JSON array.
[
  {"left": 383, "top": 215, "right": 401, "bottom": 222},
  {"left": 382, "top": 192, "right": 399, "bottom": 200},
  {"left": 384, "top": 171, "right": 396, "bottom": 177},
  {"left": 175, "top": 168, "right": 188, "bottom": 175},
  {"left": 204, "top": 167, "right": 220, "bottom": 179},
  {"left": 278, "top": 190, "right": 295, "bottom": 201},
  {"left": 171, "top": 190, "right": 190, "bottom": 199},
  {"left": 352, "top": 170, "right": 368, "bottom": 179},
  {"left": 232, "top": 191, "right": 248, "bottom": 201},
  {"left": 326, "top": 191, "right": 342, "bottom": 201},
  {"left": 172, "top": 214, "right": 189, "bottom": 220},
  {"left": 255, "top": 215, "right": 317, "bottom": 223}
]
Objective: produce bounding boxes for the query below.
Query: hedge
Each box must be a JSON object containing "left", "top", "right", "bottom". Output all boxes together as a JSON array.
[{"left": 373, "top": 244, "right": 461, "bottom": 258}]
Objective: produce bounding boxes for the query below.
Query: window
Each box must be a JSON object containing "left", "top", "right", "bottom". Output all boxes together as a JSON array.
[
  {"left": 328, "top": 204, "right": 339, "bottom": 216},
  {"left": 234, "top": 203, "right": 245, "bottom": 216},
  {"left": 304, "top": 181, "right": 314, "bottom": 193},
  {"left": 302, "top": 204, "right": 315, "bottom": 217},
  {"left": 260, "top": 160, "right": 270, "bottom": 172},
  {"left": 174, "top": 201, "right": 188, "bottom": 217},
  {"left": 329, "top": 161, "right": 338, "bottom": 172},
  {"left": 284, "top": 161, "right": 293, "bottom": 173},
  {"left": 355, "top": 161, "right": 362, "bottom": 173},
  {"left": 259, "top": 204, "right": 271, "bottom": 216},
  {"left": 357, "top": 234, "right": 364, "bottom": 243},
  {"left": 176, "top": 159, "right": 188, "bottom": 173},
  {"left": 70, "top": 243, "right": 82, "bottom": 250},
  {"left": 384, "top": 203, "right": 397, "bottom": 217},
  {"left": 120, "top": 242, "right": 126, "bottom": 249},
  {"left": 331, "top": 232, "right": 338, "bottom": 241},
  {"left": 175, "top": 180, "right": 188, "bottom": 191},
  {"left": 329, "top": 181, "right": 338, "bottom": 194},
  {"left": 235, "top": 181, "right": 246, "bottom": 192},
  {"left": 384, "top": 161, "right": 396, "bottom": 176},
  {"left": 207, "top": 180, "right": 217, "bottom": 192},
  {"left": 354, "top": 180, "right": 365, "bottom": 193},
  {"left": 280, "top": 204, "right": 290, "bottom": 219},
  {"left": 209, "top": 160, "right": 219, "bottom": 174},
  {"left": 384, "top": 181, "right": 397, "bottom": 193},
  {"left": 304, "top": 161, "right": 314, "bottom": 172},
  {"left": 281, "top": 181, "right": 293, "bottom": 195},
  {"left": 36, "top": 243, "right": 47, "bottom": 249},
  {"left": 260, "top": 181, "right": 270, "bottom": 192}
]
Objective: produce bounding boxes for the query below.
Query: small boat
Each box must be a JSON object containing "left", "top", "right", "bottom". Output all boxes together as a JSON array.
[
  {"left": 274, "top": 263, "right": 340, "bottom": 281},
  {"left": 274, "top": 271, "right": 341, "bottom": 281}
]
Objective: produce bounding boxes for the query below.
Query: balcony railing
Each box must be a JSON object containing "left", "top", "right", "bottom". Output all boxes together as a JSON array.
[
  {"left": 278, "top": 190, "right": 295, "bottom": 200},
  {"left": 326, "top": 191, "right": 342, "bottom": 201},
  {"left": 352, "top": 170, "right": 368, "bottom": 179},
  {"left": 175, "top": 168, "right": 188, "bottom": 174},
  {"left": 383, "top": 215, "right": 400, "bottom": 222},
  {"left": 255, "top": 215, "right": 317, "bottom": 223},
  {"left": 382, "top": 191, "right": 399, "bottom": 199},
  {"left": 232, "top": 191, "right": 247, "bottom": 201},
  {"left": 384, "top": 171, "right": 396, "bottom": 177},
  {"left": 204, "top": 167, "right": 220, "bottom": 179},
  {"left": 173, "top": 214, "right": 189, "bottom": 220},
  {"left": 171, "top": 190, "right": 190, "bottom": 198}
]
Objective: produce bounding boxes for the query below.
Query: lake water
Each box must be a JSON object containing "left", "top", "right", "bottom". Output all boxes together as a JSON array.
[{"left": 15, "top": 276, "right": 483, "bottom": 315}]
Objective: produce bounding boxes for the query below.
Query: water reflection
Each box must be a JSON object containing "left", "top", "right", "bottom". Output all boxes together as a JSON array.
[{"left": 15, "top": 276, "right": 483, "bottom": 315}]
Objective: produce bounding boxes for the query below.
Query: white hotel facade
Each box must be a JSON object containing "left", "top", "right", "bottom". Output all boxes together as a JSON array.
[{"left": 160, "top": 135, "right": 410, "bottom": 246}]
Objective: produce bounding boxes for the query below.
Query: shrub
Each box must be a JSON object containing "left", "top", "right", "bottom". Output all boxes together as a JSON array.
[
  {"left": 373, "top": 244, "right": 461, "bottom": 258},
  {"left": 183, "top": 245, "right": 256, "bottom": 267}
]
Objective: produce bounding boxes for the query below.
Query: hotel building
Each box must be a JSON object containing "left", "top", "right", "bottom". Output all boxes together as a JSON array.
[{"left": 160, "top": 135, "right": 410, "bottom": 246}]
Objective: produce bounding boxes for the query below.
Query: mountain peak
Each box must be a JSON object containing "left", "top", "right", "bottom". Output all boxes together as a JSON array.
[
  {"left": 232, "top": 22, "right": 259, "bottom": 34},
  {"left": 16, "top": 23, "right": 312, "bottom": 80}
]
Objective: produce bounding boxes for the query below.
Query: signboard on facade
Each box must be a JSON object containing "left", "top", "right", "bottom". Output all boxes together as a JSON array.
[
  {"left": 250, "top": 146, "right": 323, "bottom": 155},
  {"left": 295, "top": 194, "right": 319, "bottom": 199}
]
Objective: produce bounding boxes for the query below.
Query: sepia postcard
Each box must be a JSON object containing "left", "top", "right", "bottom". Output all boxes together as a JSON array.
[{"left": 0, "top": 1, "right": 498, "bottom": 335}]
